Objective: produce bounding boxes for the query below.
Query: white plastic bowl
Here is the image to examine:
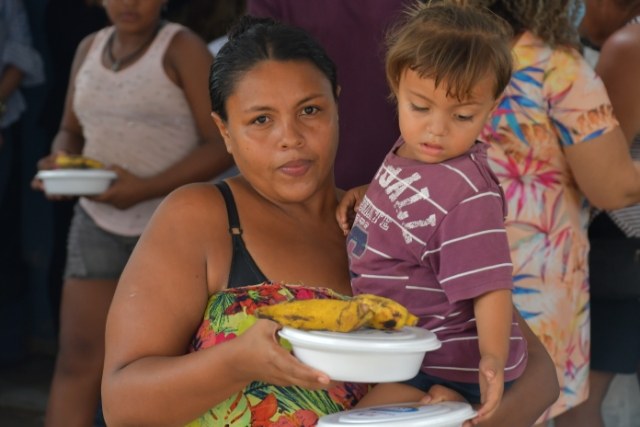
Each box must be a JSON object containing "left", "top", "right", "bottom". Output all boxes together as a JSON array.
[
  {"left": 37, "top": 169, "right": 117, "bottom": 196},
  {"left": 278, "top": 326, "right": 441, "bottom": 383},
  {"left": 318, "top": 402, "right": 476, "bottom": 427}
]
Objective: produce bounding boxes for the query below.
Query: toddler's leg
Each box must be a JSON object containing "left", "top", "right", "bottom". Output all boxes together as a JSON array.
[{"left": 356, "top": 382, "right": 426, "bottom": 408}]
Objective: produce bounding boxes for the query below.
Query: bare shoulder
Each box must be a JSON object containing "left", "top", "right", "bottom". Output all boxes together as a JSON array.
[
  {"left": 165, "top": 25, "right": 213, "bottom": 65},
  {"left": 153, "top": 182, "right": 226, "bottom": 231},
  {"left": 72, "top": 31, "right": 101, "bottom": 68},
  {"left": 600, "top": 25, "right": 640, "bottom": 64}
]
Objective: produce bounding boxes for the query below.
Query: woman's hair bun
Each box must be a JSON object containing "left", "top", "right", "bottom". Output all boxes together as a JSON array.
[{"left": 228, "top": 15, "right": 279, "bottom": 41}]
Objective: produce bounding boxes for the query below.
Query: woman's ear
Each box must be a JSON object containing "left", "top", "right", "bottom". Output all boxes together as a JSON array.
[{"left": 211, "top": 112, "right": 232, "bottom": 154}]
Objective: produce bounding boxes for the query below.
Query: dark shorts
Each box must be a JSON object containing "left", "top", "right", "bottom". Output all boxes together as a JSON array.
[
  {"left": 64, "top": 204, "right": 139, "bottom": 280},
  {"left": 591, "top": 297, "right": 640, "bottom": 373},
  {"left": 402, "top": 370, "right": 514, "bottom": 405}
]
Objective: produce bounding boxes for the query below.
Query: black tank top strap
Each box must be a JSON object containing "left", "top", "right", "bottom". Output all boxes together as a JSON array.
[{"left": 215, "top": 181, "right": 269, "bottom": 288}]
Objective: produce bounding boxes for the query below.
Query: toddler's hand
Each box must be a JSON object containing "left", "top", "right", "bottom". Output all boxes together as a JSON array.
[
  {"left": 420, "top": 384, "right": 466, "bottom": 405},
  {"left": 473, "top": 355, "right": 504, "bottom": 424},
  {"left": 336, "top": 185, "right": 368, "bottom": 235}
]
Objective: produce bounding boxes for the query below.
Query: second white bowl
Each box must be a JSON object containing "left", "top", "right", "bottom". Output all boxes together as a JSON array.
[{"left": 37, "top": 169, "right": 117, "bottom": 196}]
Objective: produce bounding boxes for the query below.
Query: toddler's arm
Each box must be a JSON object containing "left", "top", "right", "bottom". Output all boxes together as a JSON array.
[{"left": 472, "top": 289, "right": 513, "bottom": 423}]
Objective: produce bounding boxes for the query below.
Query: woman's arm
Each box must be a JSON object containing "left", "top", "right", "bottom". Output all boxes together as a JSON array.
[
  {"left": 564, "top": 126, "right": 640, "bottom": 210},
  {"left": 31, "top": 34, "right": 93, "bottom": 191},
  {"left": 594, "top": 24, "right": 640, "bottom": 143},
  {"left": 0, "top": 65, "right": 24, "bottom": 103},
  {"left": 422, "top": 309, "right": 558, "bottom": 426},
  {"left": 102, "top": 185, "right": 330, "bottom": 427}
]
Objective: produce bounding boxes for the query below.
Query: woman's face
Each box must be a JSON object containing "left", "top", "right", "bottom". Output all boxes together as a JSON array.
[
  {"left": 104, "top": 0, "right": 164, "bottom": 34},
  {"left": 214, "top": 60, "right": 339, "bottom": 203}
]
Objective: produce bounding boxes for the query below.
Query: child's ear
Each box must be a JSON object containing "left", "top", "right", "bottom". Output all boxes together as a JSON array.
[{"left": 211, "top": 112, "right": 232, "bottom": 154}]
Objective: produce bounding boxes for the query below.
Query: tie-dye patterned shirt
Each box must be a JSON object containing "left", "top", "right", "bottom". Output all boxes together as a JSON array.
[
  {"left": 480, "top": 31, "right": 619, "bottom": 420},
  {"left": 186, "top": 283, "right": 369, "bottom": 426}
]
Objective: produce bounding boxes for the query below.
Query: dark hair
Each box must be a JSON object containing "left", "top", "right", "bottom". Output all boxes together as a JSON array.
[
  {"left": 386, "top": 0, "right": 513, "bottom": 101},
  {"left": 209, "top": 15, "right": 338, "bottom": 121}
]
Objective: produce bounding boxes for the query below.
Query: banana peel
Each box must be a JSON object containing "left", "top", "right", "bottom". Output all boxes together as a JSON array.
[
  {"left": 55, "top": 154, "right": 105, "bottom": 170},
  {"left": 354, "top": 294, "right": 419, "bottom": 330},
  {"left": 255, "top": 294, "right": 418, "bottom": 332},
  {"left": 256, "top": 298, "right": 374, "bottom": 333}
]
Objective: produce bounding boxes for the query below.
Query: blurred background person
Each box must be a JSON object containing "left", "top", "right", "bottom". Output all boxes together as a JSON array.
[
  {"left": 473, "top": 0, "right": 640, "bottom": 425},
  {"left": 32, "top": 0, "right": 233, "bottom": 425},
  {"left": 0, "top": 0, "right": 44, "bottom": 366},
  {"left": 247, "top": 0, "right": 410, "bottom": 189},
  {"left": 556, "top": 0, "right": 640, "bottom": 425}
]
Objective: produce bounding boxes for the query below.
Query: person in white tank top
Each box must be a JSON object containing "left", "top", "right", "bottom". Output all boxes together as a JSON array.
[{"left": 31, "top": 1, "right": 234, "bottom": 425}]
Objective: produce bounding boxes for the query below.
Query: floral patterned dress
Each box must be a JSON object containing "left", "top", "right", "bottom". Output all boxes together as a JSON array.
[
  {"left": 480, "top": 31, "right": 619, "bottom": 420},
  {"left": 185, "top": 282, "right": 369, "bottom": 426}
]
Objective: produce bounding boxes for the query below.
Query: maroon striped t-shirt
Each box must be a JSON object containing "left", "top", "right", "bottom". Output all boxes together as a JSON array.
[{"left": 347, "top": 138, "right": 527, "bottom": 383}]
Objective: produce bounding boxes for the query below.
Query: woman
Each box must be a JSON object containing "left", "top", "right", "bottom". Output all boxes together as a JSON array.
[
  {"left": 473, "top": 0, "right": 640, "bottom": 424},
  {"left": 556, "top": 1, "right": 640, "bottom": 425},
  {"left": 101, "top": 15, "right": 557, "bottom": 427},
  {"left": 34, "top": 0, "right": 233, "bottom": 425}
]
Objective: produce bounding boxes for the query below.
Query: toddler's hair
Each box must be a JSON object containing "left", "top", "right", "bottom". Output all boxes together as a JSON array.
[{"left": 385, "top": 0, "right": 513, "bottom": 101}]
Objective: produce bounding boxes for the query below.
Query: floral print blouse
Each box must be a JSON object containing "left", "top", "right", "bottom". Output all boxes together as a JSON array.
[
  {"left": 186, "top": 282, "right": 369, "bottom": 426},
  {"left": 480, "top": 31, "right": 619, "bottom": 420}
]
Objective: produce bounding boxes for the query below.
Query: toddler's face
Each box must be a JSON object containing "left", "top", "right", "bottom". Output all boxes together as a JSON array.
[{"left": 395, "top": 69, "right": 498, "bottom": 164}]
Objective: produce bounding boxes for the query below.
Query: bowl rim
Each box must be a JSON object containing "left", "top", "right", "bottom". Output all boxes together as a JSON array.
[
  {"left": 279, "top": 326, "right": 442, "bottom": 353},
  {"left": 36, "top": 169, "right": 117, "bottom": 179}
]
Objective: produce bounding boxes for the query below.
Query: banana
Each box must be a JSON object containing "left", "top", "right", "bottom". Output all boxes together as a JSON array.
[
  {"left": 255, "top": 294, "right": 418, "bottom": 332},
  {"left": 354, "top": 294, "right": 419, "bottom": 330},
  {"left": 255, "top": 298, "right": 374, "bottom": 332},
  {"left": 55, "top": 154, "right": 105, "bottom": 170}
]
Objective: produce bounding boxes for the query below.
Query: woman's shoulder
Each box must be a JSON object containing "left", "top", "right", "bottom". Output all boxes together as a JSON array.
[
  {"left": 75, "top": 29, "right": 104, "bottom": 59},
  {"left": 164, "top": 22, "right": 213, "bottom": 61},
  {"left": 154, "top": 182, "right": 227, "bottom": 229},
  {"left": 162, "top": 22, "right": 213, "bottom": 85},
  {"left": 600, "top": 24, "right": 640, "bottom": 66}
]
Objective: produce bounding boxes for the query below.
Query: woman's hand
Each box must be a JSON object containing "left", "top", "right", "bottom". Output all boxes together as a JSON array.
[
  {"left": 336, "top": 184, "right": 369, "bottom": 235},
  {"left": 236, "top": 319, "right": 331, "bottom": 390},
  {"left": 89, "top": 165, "right": 149, "bottom": 210},
  {"left": 31, "top": 151, "right": 76, "bottom": 201}
]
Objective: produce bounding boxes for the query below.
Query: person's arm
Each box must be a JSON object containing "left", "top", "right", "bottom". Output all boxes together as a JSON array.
[
  {"left": 91, "top": 28, "right": 234, "bottom": 210},
  {"left": 472, "top": 290, "right": 512, "bottom": 423},
  {"left": 594, "top": 25, "right": 640, "bottom": 143},
  {"left": 102, "top": 185, "right": 330, "bottom": 427},
  {"left": 31, "top": 34, "right": 93, "bottom": 192},
  {"left": 1, "top": 0, "right": 43, "bottom": 92},
  {"left": 0, "top": 65, "right": 24, "bottom": 104},
  {"left": 421, "top": 309, "right": 559, "bottom": 427},
  {"left": 564, "top": 126, "right": 640, "bottom": 210}
]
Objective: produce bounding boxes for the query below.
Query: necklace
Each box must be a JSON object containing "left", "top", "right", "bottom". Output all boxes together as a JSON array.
[{"left": 106, "top": 22, "right": 162, "bottom": 71}]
